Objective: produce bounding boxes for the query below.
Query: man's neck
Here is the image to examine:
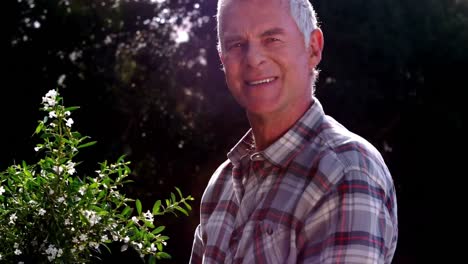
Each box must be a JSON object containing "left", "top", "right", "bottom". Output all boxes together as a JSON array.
[{"left": 247, "top": 99, "right": 313, "bottom": 151}]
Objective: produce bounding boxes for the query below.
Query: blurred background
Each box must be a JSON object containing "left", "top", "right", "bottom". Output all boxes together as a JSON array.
[{"left": 3, "top": 0, "right": 466, "bottom": 263}]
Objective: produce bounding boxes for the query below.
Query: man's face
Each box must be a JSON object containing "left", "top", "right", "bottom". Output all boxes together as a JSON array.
[{"left": 219, "top": 0, "right": 321, "bottom": 117}]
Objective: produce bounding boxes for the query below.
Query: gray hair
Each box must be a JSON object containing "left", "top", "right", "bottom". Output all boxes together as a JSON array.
[{"left": 216, "top": 0, "right": 319, "bottom": 53}]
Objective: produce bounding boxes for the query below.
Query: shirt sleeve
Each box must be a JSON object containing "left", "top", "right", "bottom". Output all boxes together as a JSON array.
[
  {"left": 189, "top": 224, "right": 204, "bottom": 264},
  {"left": 299, "top": 169, "right": 398, "bottom": 264}
]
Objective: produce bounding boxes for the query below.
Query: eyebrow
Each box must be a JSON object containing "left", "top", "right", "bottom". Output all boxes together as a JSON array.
[
  {"left": 260, "top": 27, "right": 285, "bottom": 38},
  {"left": 223, "top": 27, "right": 286, "bottom": 46}
]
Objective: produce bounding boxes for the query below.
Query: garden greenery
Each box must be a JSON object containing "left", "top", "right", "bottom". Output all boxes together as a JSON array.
[{"left": 0, "top": 90, "right": 194, "bottom": 263}]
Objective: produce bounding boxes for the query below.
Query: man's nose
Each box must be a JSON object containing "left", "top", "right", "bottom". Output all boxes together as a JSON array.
[{"left": 244, "top": 43, "right": 266, "bottom": 68}]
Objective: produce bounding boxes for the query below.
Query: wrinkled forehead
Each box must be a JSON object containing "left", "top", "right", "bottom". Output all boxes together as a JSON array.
[{"left": 218, "top": 0, "right": 290, "bottom": 31}]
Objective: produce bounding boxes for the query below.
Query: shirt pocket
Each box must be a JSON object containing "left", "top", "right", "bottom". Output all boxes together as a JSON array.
[{"left": 252, "top": 221, "right": 292, "bottom": 263}]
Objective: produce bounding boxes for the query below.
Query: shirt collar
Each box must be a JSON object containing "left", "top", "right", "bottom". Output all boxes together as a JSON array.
[{"left": 227, "top": 97, "right": 325, "bottom": 168}]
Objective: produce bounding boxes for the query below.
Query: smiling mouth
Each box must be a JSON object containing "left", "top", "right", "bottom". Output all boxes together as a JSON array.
[{"left": 245, "top": 77, "right": 278, "bottom": 86}]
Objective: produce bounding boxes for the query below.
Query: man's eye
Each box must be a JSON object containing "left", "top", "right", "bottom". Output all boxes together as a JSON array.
[
  {"left": 266, "top": 37, "right": 280, "bottom": 43},
  {"left": 228, "top": 43, "right": 243, "bottom": 50}
]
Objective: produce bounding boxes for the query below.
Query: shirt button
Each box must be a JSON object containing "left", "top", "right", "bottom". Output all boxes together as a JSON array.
[
  {"left": 266, "top": 227, "right": 273, "bottom": 235},
  {"left": 251, "top": 153, "right": 263, "bottom": 161}
]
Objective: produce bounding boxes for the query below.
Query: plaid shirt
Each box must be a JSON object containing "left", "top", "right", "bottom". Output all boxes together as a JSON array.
[{"left": 190, "top": 99, "right": 398, "bottom": 264}]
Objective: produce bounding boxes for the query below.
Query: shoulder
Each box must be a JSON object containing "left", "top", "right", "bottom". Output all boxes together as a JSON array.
[
  {"left": 304, "top": 115, "right": 393, "bottom": 194},
  {"left": 201, "top": 159, "right": 233, "bottom": 201}
]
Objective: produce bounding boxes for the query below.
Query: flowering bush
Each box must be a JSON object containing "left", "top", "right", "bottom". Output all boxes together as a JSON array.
[{"left": 0, "top": 90, "right": 194, "bottom": 263}]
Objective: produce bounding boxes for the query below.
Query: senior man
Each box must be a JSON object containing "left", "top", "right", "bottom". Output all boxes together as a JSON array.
[{"left": 190, "top": 0, "right": 398, "bottom": 263}]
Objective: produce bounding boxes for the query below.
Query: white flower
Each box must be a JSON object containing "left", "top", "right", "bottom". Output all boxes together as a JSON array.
[
  {"left": 66, "top": 161, "right": 76, "bottom": 175},
  {"left": 78, "top": 186, "right": 86, "bottom": 195},
  {"left": 14, "top": 243, "right": 19, "bottom": 248},
  {"left": 64, "top": 111, "right": 71, "bottom": 116},
  {"left": 49, "top": 189, "right": 54, "bottom": 195},
  {"left": 64, "top": 218, "right": 71, "bottom": 225},
  {"left": 34, "top": 146, "right": 41, "bottom": 152},
  {"left": 50, "top": 123, "right": 56, "bottom": 128},
  {"left": 143, "top": 210, "right": 154, "bottom": 223},
  {"left": 78, "top": 244, "right": 85, "bottom": 251},
  {"left": 67, "top": 167, "right": 76, "bottom": 175},
  {"left": 96, "top": 170, "right": 105, "bottom": 178},
  {"left": 49, "top": 111, "right": 57, "bottom": 118},
  {"left": 101, "top": 235, "right": 109, "bottom": 242},
  {"left": 121, "top": 244, "right": 128, "bottom": 252},
  {"left": 42, "top": 90, "right": 57, "bottom": 107},
  {"left": 14, "top": 249, "right": 22, "bottom": 255},
  {"left": 89, "top": 242, "right": 99, "bottom": 249},
  {"left": 150, "top": 243, "right": 157, "bottom": 252},
  {"left": 9, "top": 213, "right": 17, "bottom": 225},
  {"left": 131, "top": 216, "right": 139, "bottom": 224},
  {"left": 45, "top": 89, "right": 57, "bottom": 98},
  {"left": 72, "top": 237, "right": 79, "bottom": 243},
  {"left": 112, "top": 234, "right": 119, "bottom": 241},
  {"left": 0, "top": 253, "right": 2, "bottom": 260},
  {"left": 57, "top": 248, "right": 63, "bottom": 257},
  {"left": 57, "top": 197, "right": 65, "bottom": 203},
  {"left": 38, "top": 208, "right": 46, "bottom": 216},
  {"left": 82, "top": 210, "right": 101, "bottom": 226},
  {"left": 0, "top": 186, "right": 5, "bottom": 195},
  {"left": 66, "top": 118, "right": 74, "bottom": 127},
  {"left": 45, "top": 244, "right": 58, "bottom": 261},
  {"left": 54, "top": 165, "right": 63, "bottom": 174},
  {"left": 79, "top": 234, "right": 88, "bottom": 241},
  {"left": 123, "top": 236, "right": 130, "bottom": 243},
  {"left": 72, "top": 147, "right": 78, "bottom": 152},
  {"left": 132, "top": 242, "right": 143, "bottom": 249}
]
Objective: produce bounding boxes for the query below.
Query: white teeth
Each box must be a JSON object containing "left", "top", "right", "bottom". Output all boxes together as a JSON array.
[{"left": 248, "top": 77, "right": 276, "bottom": 85}]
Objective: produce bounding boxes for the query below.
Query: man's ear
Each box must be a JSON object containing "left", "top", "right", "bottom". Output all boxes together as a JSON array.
[{"left": 308, "top": 28, "right": 324, "bottom": 70}]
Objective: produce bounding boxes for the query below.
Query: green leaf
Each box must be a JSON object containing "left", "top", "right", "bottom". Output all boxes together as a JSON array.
[
  {"left": 77, "top": 141, "right": 97, "bottom": 149},
  {"left": 170, "top": 192, "right": 176, "bottom": 203},
  {"left": 152, "top": 200, "right": 161, "bottom": 215},
  {"left": 182, "top": 201, "right": 192, "bottom": 211},
  {"left": 64, "top": 106, "right": 80, "bottom": 112},
  {"left": 174, "top": 206, "right": 189, "bottom": 216},
  {"left": 149, "top": 255, "right": 156, "bottom": 264},
  {"left": 97, "top": 190, "right": 107, "bottom": 201},
  {"left": 136, "top": 199, "right": 142, "bottom": 215},
  {"left": 157, "top": 252, "right": 171, "bottom": 259},
  {"left": 151, "top": 226, "right": 165, "bottom": 235},
  {"left": 101, "top": 243, "right": 112, "bottom": 254},
  {"left": 157, "top": 243, "right": 163, "bottom": 252},
  {"left": 121, "top": 206, "right": 132, "bottom": 217},
  {"left": 143, "top": 220, "right": 155, "bottom": 229},
  {"left": 158, "top": 236, "right": 169, "bottom": 241},
  {"left": 35, "top": 122, "right": 44, "bottom": 134},
  {"left": 117, "top": 154, "right": 127, "bottom": 163},
  {"left": 175, "top": 187, "right": 183, "bottom": 198}
]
